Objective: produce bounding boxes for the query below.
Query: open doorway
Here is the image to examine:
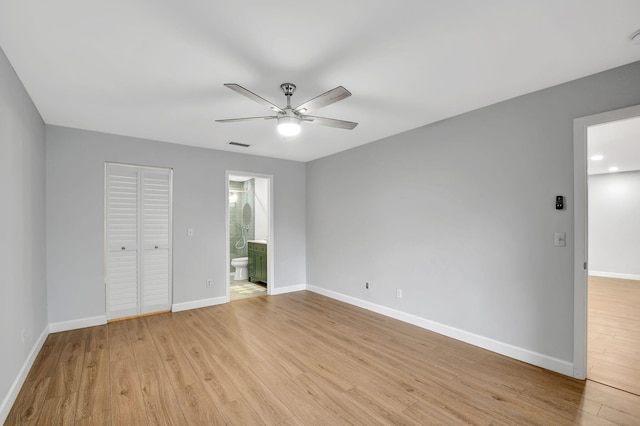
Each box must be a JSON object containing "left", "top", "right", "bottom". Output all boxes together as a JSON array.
[
  {"left": 226, "top": 172, "right": 273, "bottom": 302},
  {"left": 586, "top": 116, "right": 640, "bottom": 395},
  {"left": 573, "top": 105, "right": 640, "bottom": 393}
]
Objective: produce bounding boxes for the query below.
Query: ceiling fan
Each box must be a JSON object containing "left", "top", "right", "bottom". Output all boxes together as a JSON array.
[{"left": 215, "top": 83, "right": 358, "bottom": 137}]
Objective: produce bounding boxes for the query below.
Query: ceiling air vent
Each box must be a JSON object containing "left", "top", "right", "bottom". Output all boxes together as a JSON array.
[{"left": 228, "top": 141, "right": 251, "bottom": 148}]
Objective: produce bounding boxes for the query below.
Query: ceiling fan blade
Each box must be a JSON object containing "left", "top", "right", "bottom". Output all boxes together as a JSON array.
[
  {"left": 293, "top": 86, "right": 351, "bottom": 114},
  {"left": 224, "top": 83, "right": 285, "bottom": 114},
  {"left": 301, "top": 115, "right": 358, "bottom": 130},
  {"left": 215, "top": 116, "right": 278, "bottom": 123}
]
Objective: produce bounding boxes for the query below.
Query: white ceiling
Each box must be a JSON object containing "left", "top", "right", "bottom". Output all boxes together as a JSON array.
[
  {"left": 1, "top": 1, "right": 640, "bottom": 162},
  {"left": 588, "top": 115, "right": 640, "bottom": 175}
]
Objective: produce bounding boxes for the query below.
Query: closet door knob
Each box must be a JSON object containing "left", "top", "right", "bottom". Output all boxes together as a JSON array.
[
  {"left": 155, "top": 245, "right": 159, "bottom": 249},
  {"left": 121, "top": 246, "right": 125, "bottom": 250}
]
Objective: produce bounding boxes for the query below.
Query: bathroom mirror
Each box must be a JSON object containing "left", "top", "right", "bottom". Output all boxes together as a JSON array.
[{"left": 242, "top": 202, "right": 252, "bottom": 226}]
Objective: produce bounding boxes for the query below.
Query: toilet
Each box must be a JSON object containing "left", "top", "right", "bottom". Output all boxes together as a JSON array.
[{"left": 231, "top": 257, "right": 248, "bottom": 280}]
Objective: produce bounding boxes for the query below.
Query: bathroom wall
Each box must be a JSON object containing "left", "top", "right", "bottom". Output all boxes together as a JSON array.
[{"left": 229, "top": 180, "right": 248, "bottom": 262}]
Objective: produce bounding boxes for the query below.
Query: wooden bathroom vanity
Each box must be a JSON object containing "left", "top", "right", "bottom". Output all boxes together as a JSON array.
[{"left": 248, "top": 241, "right": 267, "bottom": 284}]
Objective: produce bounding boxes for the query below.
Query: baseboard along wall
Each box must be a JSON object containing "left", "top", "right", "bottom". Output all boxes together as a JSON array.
[
  {"left": 0, "top": 326, "right": 49, "bottom": 424},
  {"left": 588, "top": 271, "right": 640, "bottom": 281},
  {"left": 305, "top": 284, "right": 574, "bottom": 377}
]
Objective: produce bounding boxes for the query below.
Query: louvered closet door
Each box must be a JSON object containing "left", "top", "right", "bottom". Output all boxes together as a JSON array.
[
  {"left": 141, "top": 169, "right": 172, "bottom": 313},
  {"left": 105, "top": 165, "right": 139, "bottom": 319},
  {"left": 105, "top": 163, "right": 173, "bottom": 320}
]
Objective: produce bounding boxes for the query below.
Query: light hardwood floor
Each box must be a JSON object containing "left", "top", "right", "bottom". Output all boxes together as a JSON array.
[
  {"left": 6, "top": 291, "right": 640, "bottom": 425},
  {"left": 588, "top": 276, "right": 640, "bottom": 396}
]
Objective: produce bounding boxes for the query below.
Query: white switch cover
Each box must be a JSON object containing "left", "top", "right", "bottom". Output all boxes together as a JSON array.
[
  {"left": 188, "top": 227, "right": 194, "bottom": 237},
  {"left": 554, "top": 232, "right": 566, "bottom": 247}
]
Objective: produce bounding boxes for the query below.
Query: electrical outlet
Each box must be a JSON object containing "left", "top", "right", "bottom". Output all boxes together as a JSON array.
[
  {"left": 396, "top": 288, "right": 402, "bottom": 298},
  {"left": 206, "top": 279, "right": 212, "bottom": 288},
  {"left": 365, "top": 282, "right": 369, "bottom": 289}
]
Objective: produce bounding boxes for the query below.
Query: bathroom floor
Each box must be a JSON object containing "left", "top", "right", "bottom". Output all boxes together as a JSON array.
[{"left": 230, "top": 280, "right": 267, "bottom": 301}]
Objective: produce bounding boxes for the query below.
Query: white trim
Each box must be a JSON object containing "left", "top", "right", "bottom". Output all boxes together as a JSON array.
[
  {"left": 573, "top": 104, "right": 640, "bottom": 380},
  {"left": 171, "top": 296, "right": 228, "bottom": 312},
  {"left": 49, "top": 315, "right": 107, "bottom": 333},
  {"left": 307, "top": 285, "right": 574, "bottom": 377},
  {"left": 0, "top": 325, "right": 49, "bottom": 424},
  {"left": 270, "top": 284, "right": 307, "bottom": 295},
  {"left": 588, "top": 271, "right": 640, "bottom": 281}
]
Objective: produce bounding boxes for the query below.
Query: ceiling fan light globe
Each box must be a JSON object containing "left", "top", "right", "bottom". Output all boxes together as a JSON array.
[{"left": 277, "top": 116, "right": 301, "bottom": 137}]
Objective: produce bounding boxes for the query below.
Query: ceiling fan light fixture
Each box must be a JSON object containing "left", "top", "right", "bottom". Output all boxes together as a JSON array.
[{"left": 277, "top": 116, "right": 301, "bottom": 137}]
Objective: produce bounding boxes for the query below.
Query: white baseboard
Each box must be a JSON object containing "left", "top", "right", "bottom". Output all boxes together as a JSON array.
[
  {"left": 589, "top": 271, "right": 640, "bottom": 281},
  {"left": 306, "top": 285, "right": 574, "bottom": 377},
  {"left": 172, "top": 296, "right": 228, "bottom": 312},
  {"left": 270, "top": 283, "right": 307, "bottom": 295},
  {"left": 49, "top": 315, "right": 107, "bottom": 333},
  {"left": 0, "top": 325, "right": 49, "bottom": 424}
]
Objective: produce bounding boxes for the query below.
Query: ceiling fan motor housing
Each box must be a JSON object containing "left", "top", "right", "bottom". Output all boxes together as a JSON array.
[{"left": 280, "top": 83, "right": 296, "bottom": 96}]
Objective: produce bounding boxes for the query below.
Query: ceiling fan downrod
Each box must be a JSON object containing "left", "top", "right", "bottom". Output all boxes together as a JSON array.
[{"left": 280, "top": 83, "right": 296, "bottom": 108}]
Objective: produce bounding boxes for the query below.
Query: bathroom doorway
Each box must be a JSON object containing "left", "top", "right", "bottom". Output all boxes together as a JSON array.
[{"left": 226, "top": 171, "right": 273, "bottom": 301}]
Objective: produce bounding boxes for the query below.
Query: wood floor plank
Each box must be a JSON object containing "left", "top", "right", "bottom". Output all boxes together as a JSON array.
[
  {"left": 126, "top": 317, "right": 189, "bottom": 425},
  {"left": 167, "top": 310, "right": 267, "bottom": 425},
  {"left": 4, "top": 377, "right": 51, "bottom": 425},
  {"left": 75, "top": 344, "right": 110, "bottom": 421},
  {"left": 588, "top": 276, "right": 640, "bottom": 396},
  {"left": 144, "top": 313, "right": 227, "bottom": 425},
  {"left": 46, "top": 328, "right": 87, "bottom": 399},
  {"left": 86, "top": 324, "right": 108, "bottom": 352},
  {"left": 74, "top": 410, "right": 111, "bottom": 426},
  {"left": 7, "top": 290, "right": 640, "bottom": 425},
  {"left": 108, "top": 321, "right": 148, "bottom": 426},
  {"left": 249, "top": 360, "right": 349, "bottom": 425},
  {"left": 35, "top": 391, "right": 77, "bottom": 426},
  {"left": 291, "top": 372, "right": 382, "bottom": 425},
  {"left": 5, "top": 332, "right": 66, "bottom": 424}
]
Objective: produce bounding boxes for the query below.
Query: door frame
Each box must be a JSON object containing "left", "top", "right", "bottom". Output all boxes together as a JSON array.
[
  {"left": 572, "top": 104, "right": 640, "bottom": 379},
  {"left": 225, "top": 170, "right": 274, "bottom": 300}
]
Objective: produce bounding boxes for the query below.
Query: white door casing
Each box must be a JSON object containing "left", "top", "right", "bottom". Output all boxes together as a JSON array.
[{"left": 573, "top": 104, "right": 640, "bottom": 379}]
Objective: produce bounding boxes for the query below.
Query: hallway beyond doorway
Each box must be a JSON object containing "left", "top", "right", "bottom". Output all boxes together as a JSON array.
[{"left": 588, "top": 275, "right": 640, "bottom": 396}]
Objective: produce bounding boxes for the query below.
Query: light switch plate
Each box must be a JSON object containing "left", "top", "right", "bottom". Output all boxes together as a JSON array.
[{"left": 554, "top": 232, "right": 566, "bottom": 247}]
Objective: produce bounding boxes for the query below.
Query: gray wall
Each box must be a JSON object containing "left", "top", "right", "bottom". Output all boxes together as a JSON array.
[
  {"left": 0, "top": 48, "right": 47, "bottom": 411},
  {"left": 589, "top": 170, "right": 640, "bottom": 277},
  {"left": 46, "top": 126, "right": 306, "bottom": 323},
  {"left": 306, "top": 61, "right": 640, "bottom": 364}
]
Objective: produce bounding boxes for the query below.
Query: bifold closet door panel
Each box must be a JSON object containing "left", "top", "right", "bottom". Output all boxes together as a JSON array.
[
  {"left": 105, "top": 164, "right": 173, "bottom": 320},
  {"left": 105, "top": 165, "right": 139, "bottom": 319},
  {"left": 141, "top": 169, "right": 172, "bottom": 313},
  {"left": 106, "top": 250, "right": 138, "bottom": 317}
]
